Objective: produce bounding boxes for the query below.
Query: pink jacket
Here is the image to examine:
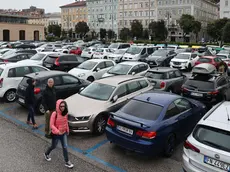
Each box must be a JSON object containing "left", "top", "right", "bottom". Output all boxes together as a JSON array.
[{"left": 50, "top": 99, "right": 69, "bottom": 135}]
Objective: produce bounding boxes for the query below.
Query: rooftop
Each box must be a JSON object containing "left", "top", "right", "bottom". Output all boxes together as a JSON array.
[{"left": 60, "top": 1, "right": 86, "bottom": 8}]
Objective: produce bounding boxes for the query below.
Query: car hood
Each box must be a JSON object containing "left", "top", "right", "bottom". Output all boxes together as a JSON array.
[
  {"left": 65, "top": 94, "right": 107, "bottom": 117},
  {"left": 17, "top": 59, "right": 40, "bottom": 65},
  {"left": 68, "top": 68, "right": 90, "bottom": 76},
  {"left": 148, "top": 55, "right": 165, "bottom": 61},
  {"left": 171, "top": 58, "right": 189, "bottom": 63}
]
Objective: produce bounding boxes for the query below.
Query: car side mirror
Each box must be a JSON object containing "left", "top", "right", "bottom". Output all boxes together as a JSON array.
[
  {"left": 132, "top": 72, "right": 136, "bottom": 75},
  {"left": 111, "top": 95, "right": 118, "bottom": 103},
  {"left": 96, "top": 68, "right": 100, "bottom": 72}
]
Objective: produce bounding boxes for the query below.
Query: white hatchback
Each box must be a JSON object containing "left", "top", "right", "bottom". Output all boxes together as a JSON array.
[
  {"left": 93, "top": 48, "right": 113, "bottom": 59},
  {"left": 81, "top": 47, "right": 97, "bottom": 59},
  {"left": 0, "top": 63, "right": 49, "bottom": 102},
  {"left": 183, "top": 101, "right": 230, "bottom": 172},
  {"left": 68, "top": 59, "right": 116, "bottom": 82}
]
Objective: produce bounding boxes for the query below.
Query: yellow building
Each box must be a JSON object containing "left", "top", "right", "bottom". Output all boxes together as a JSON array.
[{"left": 60, "top": 1, "right": 87, "bottom": 32}]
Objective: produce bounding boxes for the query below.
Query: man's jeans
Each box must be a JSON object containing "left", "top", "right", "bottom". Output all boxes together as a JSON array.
[
  {"left": 45, "top": 111, "right": 52, "bottom": 135},
  {"left": 27, "top": 105, "right": 35, "bottom": 125},
  {"left": 45, "top": 133, "right": 69, "bottom": 162}
]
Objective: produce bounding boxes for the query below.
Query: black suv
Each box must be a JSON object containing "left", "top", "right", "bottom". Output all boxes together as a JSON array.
[
  {"left": 181, "top": 73, "right": 230, "bottom": 106},
  {"left": 16, "top": 70, "right": 90, "bottom": 114},
  {"left": 43, "top": 54, "right": 85, "bottom": 71}
]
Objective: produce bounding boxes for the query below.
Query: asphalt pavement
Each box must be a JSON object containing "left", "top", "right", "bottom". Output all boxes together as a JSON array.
[{"left": 0, "top": 118, "right": 105, "bottom": 172}]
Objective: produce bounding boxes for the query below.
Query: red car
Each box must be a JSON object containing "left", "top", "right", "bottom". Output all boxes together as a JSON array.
[
  {"left": 69, "top": 47, "right": 82, "bottom": 55},
  {"left": 195, "top": 56, "right": 227, "bottom": 71}
]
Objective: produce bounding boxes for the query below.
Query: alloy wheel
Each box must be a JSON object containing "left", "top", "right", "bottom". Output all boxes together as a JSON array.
[{"left": 6, "top": 90, "right": 16, "bottom": 102}]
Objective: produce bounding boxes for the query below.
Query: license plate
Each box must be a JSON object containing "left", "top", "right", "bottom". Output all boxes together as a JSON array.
[
  {"left": 18, "top": 98, "right": 25, "bottom": 104},
  {"left": 117, "top": 125, "right": 133, "bottom": 135},
  {"left": 191, "top": 92, "right": 203, "bottom": 97},
  {"left": 204, "top": 156, "right": 230, "bottom": 171}
]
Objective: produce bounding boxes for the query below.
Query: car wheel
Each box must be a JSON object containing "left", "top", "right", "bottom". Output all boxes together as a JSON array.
[
  {"left": 36, "top": 101, "right": 45, "bottom": 115},
  {"left": 87, "top": 76, "right": 95, "bottom": 82},
  {"left": 164, "top": 134, "right": 176, "bottom": 157},
  {"left": 4, "top": 89, "right": 16, "bottom": 102},
  {"left": 187, "top": 64, "right": 192, "bottom": 71},
  {"left": 93, "top": 114, "right": 107, "bottom": 135}
]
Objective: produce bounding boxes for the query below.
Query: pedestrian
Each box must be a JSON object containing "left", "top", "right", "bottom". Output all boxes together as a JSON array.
[
  {"left": 42, "top": 78, "right": 56, "bottom": 138},
  {"left": 25, "top": 78, "right": 38, "bottom": 129},
  {"left": 44, "top": 99, "right": 74, "bottom": 169}
]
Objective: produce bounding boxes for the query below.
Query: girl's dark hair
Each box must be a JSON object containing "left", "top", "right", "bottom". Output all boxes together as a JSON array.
[{"left": 60, "top": 101, "right": 68, "bottom": 116}]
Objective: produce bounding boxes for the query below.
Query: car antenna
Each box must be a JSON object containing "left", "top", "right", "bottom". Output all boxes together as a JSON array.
[{"left": 225, "top": 107, "right": 230, "bottom": 121}]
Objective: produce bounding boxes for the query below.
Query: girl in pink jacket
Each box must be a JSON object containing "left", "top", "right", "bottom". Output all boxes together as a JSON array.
[{"left": 44, "top": 99, "right": 74, "bottom": 169}]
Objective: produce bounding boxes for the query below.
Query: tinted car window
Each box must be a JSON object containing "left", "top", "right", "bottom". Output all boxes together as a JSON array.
[
  {"left": 53, "top": 76, "right": 62, "bottom": 86},
  {"left": 44, "top": 56, "right": 56, "bottom": 63},
  {"left": 129, "top": 65, "right": 139, "bottom": 74},
  {"left": 31, "top": 66, "right": 47, "bottom": 72},
  {"left": 198, "top": 58, "right": 212, "bottom": 63},
  {"left": 8, "top": 68, "right": 15, "bottom": 77},
  {"left": 139, "top": 64, "right": 148, "bottom": 72},
  {"left": 62, "top": 75, "right": 79, "bottom": 84},
  {"left": 174, "top": 99, "right": 191, "bottom": 112},
  {"left": 145, "top": 71, "right": 166, "bottom": 79},
  {"left": 138, "top": 80, "right": 148, "bottom": 88},
  {"left": 127, "top": 81, "right": 141, "bottom": 93},
  {"left": 141, "top": 48, "right": 146, "bottom": 55},
  {"left": 185, "top": 79, "right": 215, "bottom": 90},
  {"left": 120, "top": 99, "right": 163, "bottom": 120},
  {"left": 15, "top": 67, "right": 31, "bottom": 77},
  {"left": 165, "top": 103, "right": 180, "bottom": 119},
  {"left": 105, "top": 61, "right": 114, "bottom": 68},
  {"left": 96, "top": 62, "right": 106, "bottom": 69},
  {"left": 114, "top": 84, "right": 128, "bottom": 98},
  {"left": 68, "top": 56, "right": 77, "bottom": 61},
  {"left": 191, "top": 54, "right": 197, "bottom": 58},
  {"left": 169, "top": 71, "right": 176, "bottom": 78},
  {"left": 147, "top": 48, "right": 154, "bottom": 55}
]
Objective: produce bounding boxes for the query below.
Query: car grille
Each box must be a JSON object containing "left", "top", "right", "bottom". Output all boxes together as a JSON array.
[{"left": 173, "top": 62, "right": 181, "bottom": 65}]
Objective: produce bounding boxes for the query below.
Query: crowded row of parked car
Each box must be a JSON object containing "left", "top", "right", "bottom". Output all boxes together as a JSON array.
[{"left": 1, "top": 40, "right": 230, "bottom": 172}]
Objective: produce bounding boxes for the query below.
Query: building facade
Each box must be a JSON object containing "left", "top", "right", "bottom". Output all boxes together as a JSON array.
[
  {"left": 60, "top": 1, "right": 87, "bottom": 31},
  {"left": 22, "top": 6, "right": 45, "bottom": 16},
  {"left": 220, "top": 0, "right": 230, "bottom": 18},
  {"left": 87, "top": 0, "right": 118, "bottom": 37}
]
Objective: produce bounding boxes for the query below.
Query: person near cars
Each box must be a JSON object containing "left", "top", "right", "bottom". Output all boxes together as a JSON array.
[
  {"left": 44, "top": 99, "right": 74, "bottom": 169},
  {"left": 25, "top": 78, "right": 38, "bottom": 129},
  {"left": 42, "top": 78, "right": 56, "bottom": 138}
]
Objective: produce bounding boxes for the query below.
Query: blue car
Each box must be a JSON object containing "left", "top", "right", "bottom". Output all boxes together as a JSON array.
[{"left": 105, "top": 92, "right": 206, "bottom": 157}]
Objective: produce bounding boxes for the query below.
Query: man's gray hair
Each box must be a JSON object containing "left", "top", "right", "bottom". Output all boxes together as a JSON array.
[{"left": 47, "top": 78, "right": 54, "bottom": 83}]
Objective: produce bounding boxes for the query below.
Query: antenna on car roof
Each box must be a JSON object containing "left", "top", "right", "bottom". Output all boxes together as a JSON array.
[{"left": 225, "top": 107, "right": 230, "bottom": 121}]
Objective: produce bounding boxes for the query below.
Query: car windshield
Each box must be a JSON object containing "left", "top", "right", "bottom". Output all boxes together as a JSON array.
[
  {"left": 120, "top": 99, "right": 163, "bottom": 120},
  {"left": 30, "top": 53, "right": 46, "bottom": 61},
  {"left": 151, "top": 50, "right": 167, "bottom": 56},
  {"left": 193, "top": 125, "right": 230, "bottom": 152},
  {"left": 198, "top": 58, "right": 212, "bottom": 63},
  {"left": 2, "top": 49, "right": 16, "bottom": 57},
  {"left": 216, "top": 55, "right": 228, "bottom": 59},
  {"left": 109, "top": 43, "right": 119, "bottom": 49},
  {"left": 0, "top": 49, "right": 9, "bottom": 55},
  {"left": 80, "top": 82, "right": 116, "bottom": 101},
  {"left": 145, "top": 71, "right": 165, "bottom": 79},
  {"left": 175, "top": 54, "right": 190, "bottom": 59},
  {"left": 77, "top": 61, "right": 97, "bottom": 70},
  {"left": 126, "top": 47, "right": 142, "bottom": 54},
  {"left": 185, "top": 78, "right": 215, "bottom": 91},
  {"left": 107, "top": 64, "right": 132, "bottom": 75},
  {"left": 114, "top": 49, "right": 126, "bottom": 54}
]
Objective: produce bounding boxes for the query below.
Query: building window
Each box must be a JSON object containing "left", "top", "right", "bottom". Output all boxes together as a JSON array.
[{"left": 225, "top": 0, "right": 228, "bottom": 6}]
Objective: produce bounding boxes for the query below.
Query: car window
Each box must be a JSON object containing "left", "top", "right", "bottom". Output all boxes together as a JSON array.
[
  {"left": 8, "top": 68, "right": 15, "bottom": 77},
  {"left": 217, "top": 78, "right": 227, "bottom": 87},
  {"left": 96, "top": 62, "right": 106, "bottom": 69},
  {"left": 105, "top": 61, "right": 114, "bottom": 68},
  {"left": 165, "top": 103, "right": 180, "bottom": 119},
  {"left": 145, "top": 71, "right": 166, "bottom": 79},
  {"left": 62, "top": 75, "right": 79, "bottom": 84},
  {"left": 141, "top": 48, "right": 146, "bottom": 55},
  {"left": 11, "top": 66, "right": 31, "bottom": 77},
  {"left": 191, "top": 54, "right": 197, "bottom": 58},
  {"left": 174, "top": 70, "right": 182, "bottom": 77},
  {"left": 128, "top": 65, "right": 140, "bottom": 74},
  {"left": 31, "top": 66, "right": 47, "bottom": 72},
  {"left": 147, "top": 48, "right": 154, "bottom": 55},
  {"left": 169, "top": 71, "right": 176, "bottom": 78},
  {"left": 139, "top": 64, "right": 148, "bottom": 72},
  {"left": 27, "top": 54, "right": 34, "bottom": 58},
  {"left": 68, "top": 55, "right": 77, "bottom": 61},
  {"left": 169, "top": 50, "right": 175, "bottom": 55},
  {"left": 53, "top": 76, "right": 62, "bottom": 86},
  {"left": 214, "top": 58, "right": 222, "bottom": 62},
  {"left": 174, "top": 99, "right": 191, "bottom": 113},
  {"left": 114, "top": 84, "right": 128, "bottom": 98},
  {"left": 127, "top": 81, "right": 141, "bottom": 94},
  {"left": 138, "top": 80, "right": 148, "bottom": 88},
  {"left": 59, "top": 56, "right": 65, "bottom": 62},
  {"left": 19, "top": 54, "right": 28, "bottom": 60}
]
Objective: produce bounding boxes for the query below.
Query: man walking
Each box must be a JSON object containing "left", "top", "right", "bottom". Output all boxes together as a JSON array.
[
  {"left": 42, "top": 78, "right": 56, "bottom": 138},
  {"left": 25, "top": 78, "right": 38, "bottom": 129}
]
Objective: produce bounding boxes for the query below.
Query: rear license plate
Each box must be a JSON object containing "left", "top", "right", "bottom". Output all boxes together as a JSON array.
[
  {"left": 117, "top": 125, "right": 133, "bottom": 135},
  {"left": 204, "top": 156, "right": 230, "bottom": 171},
  {"left": 18, "top": 98, "right": 25, "bottom": 104},
  {"left": 191, "top": 92, "right": 203, "bottom": 97}
]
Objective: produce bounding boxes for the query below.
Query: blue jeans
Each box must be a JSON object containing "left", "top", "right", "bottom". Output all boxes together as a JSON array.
[
  {"left": 27, "top": 105, "right": 35, "bottom": 125},
  {"left": 45, "top": 133, "right": 69, "bottom": 162}
]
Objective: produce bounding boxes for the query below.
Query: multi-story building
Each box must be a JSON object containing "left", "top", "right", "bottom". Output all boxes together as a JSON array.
[
  {"left": 22, "top": 6, "right": 45, "bottom": 16},
  {"left": 60, "top": 1, "right": 87, "bottom": 32},
  {"left": 220, "top": 0, "right": 230, "bottom": 18},
  {"left": 87, "top": 0, "right": 118, "bottom": 37}
]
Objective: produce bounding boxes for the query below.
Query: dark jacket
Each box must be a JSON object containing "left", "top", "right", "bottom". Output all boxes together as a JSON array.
[
  {"left": 25, "top": 79, "right": 35, "bottom": 106},
  {"left": 42, "top": 85, "right": 56, "bottom": 111}
]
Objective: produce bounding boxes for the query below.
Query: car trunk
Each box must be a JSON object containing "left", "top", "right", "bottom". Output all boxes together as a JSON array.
[{"left": 145, "top": 71, "right": 167, "bottom": 89}]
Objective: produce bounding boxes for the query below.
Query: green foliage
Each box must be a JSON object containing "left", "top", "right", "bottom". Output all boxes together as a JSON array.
[
  {"left": 142, "top": 29, "right": 149, "bottom": 40},
  {"left": 179, "top": 14, "right": 195, "bottom": 42},
  {"left": 68, "top": 28, "right": 73, "bottom": 38},
  {"left": 100, "top": 28, "right": 107, "bottom": 39},
  {"left": 47, "top": 24, "right": 61, "bottom": 37},
  {"left": 119, "top": 28, "right": 131, "bottom": 40},
  {"left": 149, "top": 20, "right": 168, "bottom": 41},
  {"left": 107, "top": 29, "right": 115, "bottom": 39},
  {"left": 131, "top": 20, "right": 143, "bottom": 39},
  {"left": 223, "top": 21, "right": 230, "bottom": 43},
  {"left": 46, "top": 36, "right": 61, "bottom": 42},
  {"left": 193, "top": 20, "right": 202, "bottom": 42},
  {"left": 75, "top": 21, "right": 90, "bottom": 38}
]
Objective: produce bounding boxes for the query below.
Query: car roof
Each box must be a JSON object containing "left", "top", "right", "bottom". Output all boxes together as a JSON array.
[
  {"left": 134, "top": 91, "right": 180, "bottom": 107},
  {"left": 148, "top": 67, "right": 178, "bottom": 72},
  {"left": 0, "top": 62, "right": 42, "bottom": 69},
  {"left": 96, "top": 75, "right": 145, "bottom": 86},
  {"left": 24, "top": 70, "right": 66, "bottom": 79},
  {"left": 119, "top": 61, "right": 147, "bottom": 66},
  {"left": 200, "top": 102, "right": 230, "bottom": 131}
]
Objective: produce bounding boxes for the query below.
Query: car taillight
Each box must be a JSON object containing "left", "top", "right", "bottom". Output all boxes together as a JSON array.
[
  {"left": 136, "top": 130, "right": 157, "bottom": 139},
  {"left": 184, "top": 140, "right": 200, "bottom": 153},
  {"left": 181, "top": 87, "right": 188, "bottom": 92},
  {"left": 160, "top": 81, "right": 166, "bottom": 89},
  {"left": 107, "top": 117, "right": 115, "bottom": 127},
  {"left": 0, "top": 78, "right": 3, "bottom": 88},
  {"left": 55, "top": 58, "right": 60, "bottom": 66},
  {"left": 34, "top": 88, "right": 41, "bottom": 94},
  {"left": 208, "top": 90, "right": 219, "bottom": 95},
  {"left": 4, "top": 59, "right": 8, "bottom": 63}
]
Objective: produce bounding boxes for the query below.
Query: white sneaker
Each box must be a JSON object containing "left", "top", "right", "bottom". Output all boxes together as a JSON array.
[
  {"left": 65, "top": 161, "right": 74, "bottom": 169},
  {"left": 44, "top": 153, "right": 51, "bottom": 161}
]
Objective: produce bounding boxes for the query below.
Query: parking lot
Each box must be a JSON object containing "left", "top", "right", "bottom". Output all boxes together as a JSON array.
[{"left": 0, "top": 95, "right": 189, "bottom": 172}]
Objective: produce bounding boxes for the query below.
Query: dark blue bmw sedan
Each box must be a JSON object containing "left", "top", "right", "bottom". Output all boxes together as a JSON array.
[{"left": 105, "top": 91, "right": 206, "bottom": 157}]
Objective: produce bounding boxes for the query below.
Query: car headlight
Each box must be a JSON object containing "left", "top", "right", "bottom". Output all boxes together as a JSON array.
[{"left": 78, "top": 73, "right": 85, "bottom": 77}]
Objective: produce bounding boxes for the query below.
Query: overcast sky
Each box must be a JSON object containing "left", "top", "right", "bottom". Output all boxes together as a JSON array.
[{"left": 0, "top": 0, "right": 75, "bottom": 13}]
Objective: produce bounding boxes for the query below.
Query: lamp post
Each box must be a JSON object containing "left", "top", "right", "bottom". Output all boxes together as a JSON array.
[{"left": 165, "top": 12, "right": 171, "bottom": 42}]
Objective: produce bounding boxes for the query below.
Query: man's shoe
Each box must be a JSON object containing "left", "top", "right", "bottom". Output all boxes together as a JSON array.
[
  {"left": 44, "top": 153, "right": 51, "bottom": 161},
  {"left": 45, "top": 134, "right": 52, "bottom": 139},
  {"left": 65, "top": 161, "right": 74, "bottom": 169}
]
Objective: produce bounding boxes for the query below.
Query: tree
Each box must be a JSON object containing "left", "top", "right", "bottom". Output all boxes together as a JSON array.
[
  {"left": 68, "top": 28, "right": 73, "bottom": 38},
  {"left": 100, "top": 28, "right": 107, "bottom": 39},
  {"left": 47, "top": 24, "right": 61, "bottom": 37},
  {"left": 44, "top": 27, "right": 48, "bottom": 37},
  {"left": 223, "top": 21, "right": 230, "bottom": 43},
  {"left": 131, "top": 20, "right": 143, "bottom": 39},
  {"left": 75, "top": 21, "right": 89, "bottom": 39},
  {"left": 143, "top": 29, "right": 149, "bottom": 40},
  {"left": 193, "top": 21, "right": 201, "bottom": 43},
  {"left": 107, "top": 29, "right": 115, "bottom": 40},
  {"left": 179, "top": 14, "right": 195, "bottom": 42},
  {"left": 61, "top": 29, "right": 67, "bottom": 37},
  {"left": 119, "top": 28, "right": 130, "bottom": 40},
  {"left": 149, "top": 20, "right": 168, "bottom": 41}
]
